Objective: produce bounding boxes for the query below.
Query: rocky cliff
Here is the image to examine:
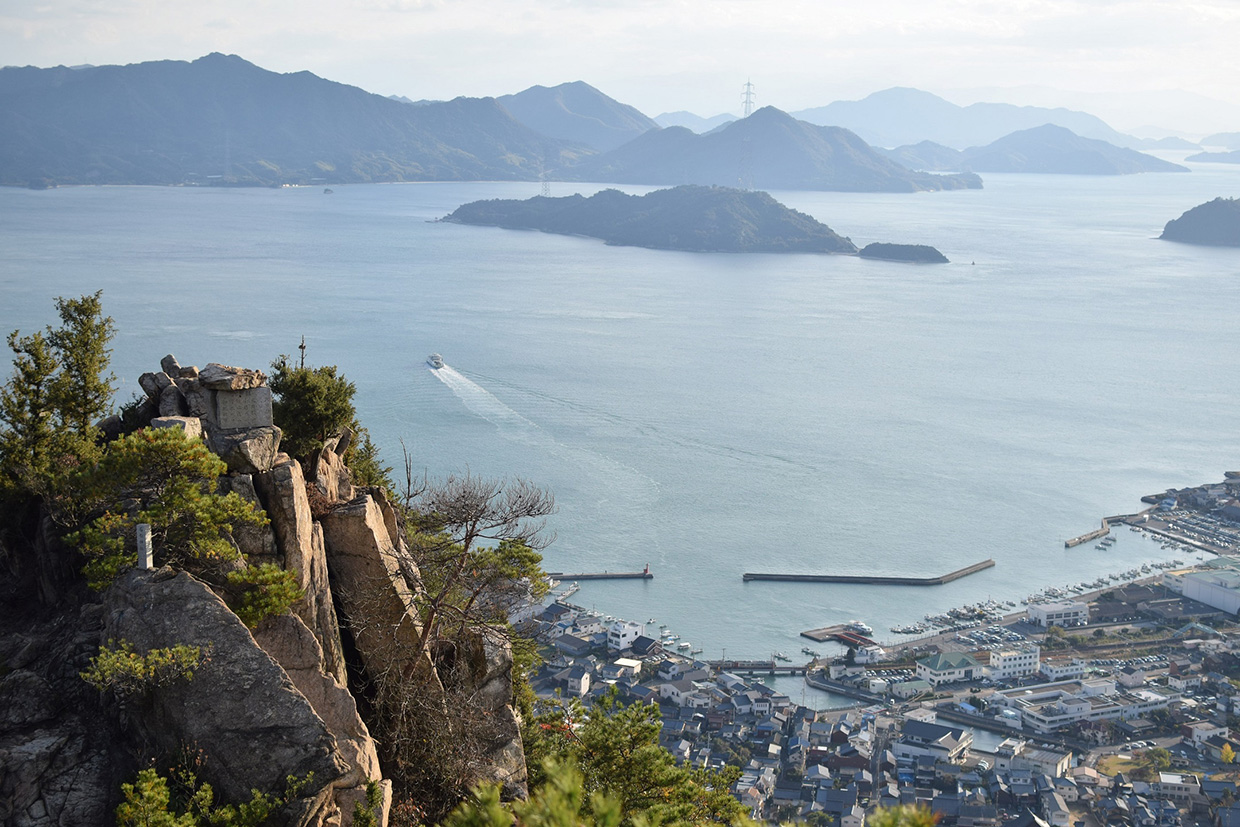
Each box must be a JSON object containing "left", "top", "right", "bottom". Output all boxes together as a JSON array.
[{"left": 0, "top": 355, "right": 527, "bottom": 826}]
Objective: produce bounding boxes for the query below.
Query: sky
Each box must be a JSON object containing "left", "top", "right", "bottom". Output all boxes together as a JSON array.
[{"left": 4, "top": 0, "right": 1240, "bottom": 134}]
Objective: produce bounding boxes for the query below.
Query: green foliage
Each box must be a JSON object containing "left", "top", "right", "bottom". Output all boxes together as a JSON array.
[
  {"left": 346, "top": 426, "right": 393, "bottom": 493},
  {"left": 69, "top": 427, "right": 268, "bottom": 589},
  {"left": 114, "top": 765, "right": 285, "bottom": 827},
  {"left": 0, "top": 330, "right": 61, "bottom": 496},
  {"left": 351, "top": 780, "right": 384, "bottom": 827},
  {"left": 268, "top": 355, "right": 357, "bottom": 461},
  {"left": 444, "top": 760, "right": 622, "bottom": 827},
  {"left": 868, "top": 805, "right": 940, "bottom": 827},
  {"left": 46, "top": 290, "right": 116, "bottom": 436},
  {"left": 1135, "top": 747, "right": 1173, "bottom": 780},
  {"left": 531, "top": 689, "right": 744, "bottom": 827},
  {"left": 225, "top": 563, "right": 304, "bottom": 627},
  {"left": 81, "top": 640, "right": 207, "bottom": 698},
  {"left": 0, "top": 292, "right": 114, "bottom": 503}
]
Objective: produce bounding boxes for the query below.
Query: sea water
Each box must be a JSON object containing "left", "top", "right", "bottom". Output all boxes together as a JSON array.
[{"left": 3, "top": 166, "right": 1239, "bottom": 695}]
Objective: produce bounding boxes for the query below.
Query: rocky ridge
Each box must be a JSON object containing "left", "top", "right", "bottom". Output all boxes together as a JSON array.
[{"left": 0, "top": 355, "right": 527, "bottom": 826}]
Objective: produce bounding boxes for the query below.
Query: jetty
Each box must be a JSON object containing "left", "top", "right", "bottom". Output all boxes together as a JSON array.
[
  {"left": 545, "top": 564, "right": 653, "bottom": 581},
  {"left": 742, "top": 559, "right": 994, "bottom": 586},
  {"left": 1065, "top": 518, "right": 1111, "bottom": 548},
  {"left": 800, "top": 624, "right": 882, "bottom": 644}
]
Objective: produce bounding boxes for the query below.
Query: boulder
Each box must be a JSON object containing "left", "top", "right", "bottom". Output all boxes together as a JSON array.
[
  {"left": 158, "top": 383, "right": 187, "bottom": 417},
  {"left": 178, "top": 365, "right": 200, "bottom": 380},
  {"left": 252, "top": 614, "right": 381, "bottom": 785},
  {"left": 103, "top": 568, "right": 350, "bottom": 807},
  {"left": 95, "top": 414, "right": 123, "bottom": 442},
  {"left": 208, "top": 425, "right": 282, "bottom": 474},
  {"left": 255, "top": 458, "right": 347, "bottom": 682},
  {"left": 178, "top": 377, "right": 214, "bottom": 424},
  {"left": 160, "top": 354, "right": 181, "bottom": 376},
  {"left": 200, "top": 363, "right": 267, "bottom": 391},
  {"left": 137, "top": 371, "right": 171, "bottom": 399},
  {"left": 312, "top": 448, "right": 355, "bottom": 503},
  {"left": 149, "top": 416, "right": 204, "bottom": 439}
]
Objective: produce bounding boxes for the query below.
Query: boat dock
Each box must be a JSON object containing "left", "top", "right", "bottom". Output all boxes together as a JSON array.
[
  {"left": 799, "top": 624, "right": 881, "bottom": 644},
  {"left": 742, "top": 559, "right": 994, "bottom": 586}
]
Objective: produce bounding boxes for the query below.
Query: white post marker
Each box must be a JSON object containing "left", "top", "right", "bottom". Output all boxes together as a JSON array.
[{"left": 137, "top": 523, "right": 153, "bottom": 570}]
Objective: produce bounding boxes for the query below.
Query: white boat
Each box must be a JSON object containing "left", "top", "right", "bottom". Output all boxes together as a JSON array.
[
  {"left": 846, "top": 620, "right": 874, "bottom": 635},
  {"left": 427, "top": 353, "right": 444, "bottom": 369}
]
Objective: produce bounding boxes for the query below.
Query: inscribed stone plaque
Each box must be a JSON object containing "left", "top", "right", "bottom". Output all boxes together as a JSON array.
[{"left": 214, "top": 387, "right": 274, "bottom": 430}]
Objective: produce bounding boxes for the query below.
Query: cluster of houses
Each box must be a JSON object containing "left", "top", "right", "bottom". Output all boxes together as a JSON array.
[{"left": 522, "top": 594, "right": 1240, "bottom": 826}]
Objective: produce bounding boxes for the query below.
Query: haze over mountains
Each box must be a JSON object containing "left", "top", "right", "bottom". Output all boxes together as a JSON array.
[
  {"left": 791, "top": 87, "right": 1144, "bottom": 149},
  {"left": 879, "top": 125, "right": 1189, "bottom": 175},
  {"left": 0, "top": 53, "right": 1213, "bottom": 189}
]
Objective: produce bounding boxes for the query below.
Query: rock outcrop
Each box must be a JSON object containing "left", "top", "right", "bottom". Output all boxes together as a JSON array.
[
  {"left": 3, "top": 353, "right": 532, "bottom": 826},
  {"left": 255, "top": 456, "right": 348, "bottom": 683},
  {"left": 320, "top": 494, "right": 436, "bottom": 687},
  {"left": 104, "top": 568, "right": 350, "bottom": 818}
]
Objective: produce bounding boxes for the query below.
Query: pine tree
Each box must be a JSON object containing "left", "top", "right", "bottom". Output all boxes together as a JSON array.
[
  {"left": 0, "top": 330, "right": 59, "bottom": 493},
  {"left": 46, "top": 290, "right": 115, "bottom": 437}
]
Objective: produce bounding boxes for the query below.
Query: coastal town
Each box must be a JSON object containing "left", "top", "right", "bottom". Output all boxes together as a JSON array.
[{"left": 521, "top": 474, "right": 1240, "bottom": 826}]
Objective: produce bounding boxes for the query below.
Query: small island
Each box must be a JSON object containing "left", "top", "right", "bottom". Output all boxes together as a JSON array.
[
  {"left": 1159, "top": 197, "right": 1240, "bottom": 247},
  {"left": 442, "top": 185, "right": 859, "bottom": 254},
  {"left": 858, "top": 243, "right": 949, "bottom": 263}
]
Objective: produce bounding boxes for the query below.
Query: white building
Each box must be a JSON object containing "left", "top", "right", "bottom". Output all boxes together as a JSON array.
[
  {"left": 1179, "top": 566, "right": 1240, "bottom": 615},
  {"left": 989, "top": 644, "right": 1041, "bottom": 681},
  {"left": 607, "top": 620, "right": 644, "bottom": 651},
  {"left": 988, "top": 678, "right": 1180, "bottom": 734},
  {"left": 1027, "top": 601, "right": 1089, "bottom": 627},
  {"left": 1040, "top": 657, "right": 1086, "bottom": 682}
]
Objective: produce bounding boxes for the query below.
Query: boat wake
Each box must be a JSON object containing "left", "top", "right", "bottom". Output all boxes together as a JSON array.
[{"left": 430, "top": 365, "right": 543, "bottom": 445}]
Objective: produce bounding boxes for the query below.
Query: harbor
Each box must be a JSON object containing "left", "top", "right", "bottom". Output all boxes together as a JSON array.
[{"left": 545, "top": 564, "right": 653, "bottom": 581}]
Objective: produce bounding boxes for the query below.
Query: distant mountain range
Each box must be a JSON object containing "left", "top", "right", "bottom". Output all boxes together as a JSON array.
[
  {"left": 654, "top": 111, "right": 738, "bottom": 133},
  {"left": 878, "top": 125, "right": 1188, "bottom": 175},
  {"left": 1202, "top": 132, "right": 1240, "bottom": 150},
  {"left": 571, "top": 107, "right": 981, "bottom": 193},
  {"left": 1160, "top": 198, "right": 1240, "bottom": 246},
  {"left": 0, "top": 54, "right": 589, "bottom": 186},
  {"left": 443, "top": 185, "right": 858, "bottom": 253},
  {"left": 1187, "top": 150, "right": 1240, "bottom": 164},
  {"left": 495, "top": 81, "right": 658, "bottom": 152},
  {"left": 792, "top": 87, "right": 1143, "bottom": 150}
]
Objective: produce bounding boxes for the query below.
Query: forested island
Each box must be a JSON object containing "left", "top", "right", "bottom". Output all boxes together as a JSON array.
[
  {"left": 858, "top": 243, "right": 949, "bottom": 263},
  {"left": 443, "top": 185, "right": 860, "bottom": 253},
  {"left": 1160, "top": 197, "right": 1240, "bottom": 246}
]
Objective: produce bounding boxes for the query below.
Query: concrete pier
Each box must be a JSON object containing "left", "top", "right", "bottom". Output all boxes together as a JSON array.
[
  {"left": 546, "top": 571, "right": 653, "bottom": 581},
  {"left": 1065, "top": 519, "right": 1111, "bottom": 548},
  {"left": 742, "top": 559, "right": 995, "bottom": 586}
]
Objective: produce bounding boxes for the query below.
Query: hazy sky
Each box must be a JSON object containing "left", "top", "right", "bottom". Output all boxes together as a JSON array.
[{"left": 4, "top": 0, "right": 1239, "bottom": 133}]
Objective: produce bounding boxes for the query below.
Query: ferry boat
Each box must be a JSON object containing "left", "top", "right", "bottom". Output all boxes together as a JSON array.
[
  {"left": 427, "top": 353, "right": 444, "bottom": 369},
  {"left": 846, "top": 620, "right": 874, "bottom": 635}
]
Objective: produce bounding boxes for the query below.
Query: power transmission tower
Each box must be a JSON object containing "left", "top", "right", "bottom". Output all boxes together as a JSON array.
[{"left": 742, "top": 79, "right": 756, "bottom": 117}]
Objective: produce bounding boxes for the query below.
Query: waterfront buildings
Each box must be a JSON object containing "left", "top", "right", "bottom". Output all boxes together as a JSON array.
[{"left": 1027, "top": 600, "right": 1089, "bottom": 627}]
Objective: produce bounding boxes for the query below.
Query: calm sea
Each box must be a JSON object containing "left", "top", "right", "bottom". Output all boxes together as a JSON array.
[{"left": 3, "top": 164, "right": 1239, "bottom": 706}]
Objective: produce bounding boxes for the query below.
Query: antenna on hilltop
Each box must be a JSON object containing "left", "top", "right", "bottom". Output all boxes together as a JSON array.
[{"left": 742, "top": 79, "right": 755, "bottom": 117}]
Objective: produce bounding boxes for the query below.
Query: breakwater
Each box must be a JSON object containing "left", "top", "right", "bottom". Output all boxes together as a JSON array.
[
  {"left": 547, "top": 571, "right": 653, "bottom": 580},
  {"left": 741, "top": 559, "right": 995, "bottom": 586}
]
